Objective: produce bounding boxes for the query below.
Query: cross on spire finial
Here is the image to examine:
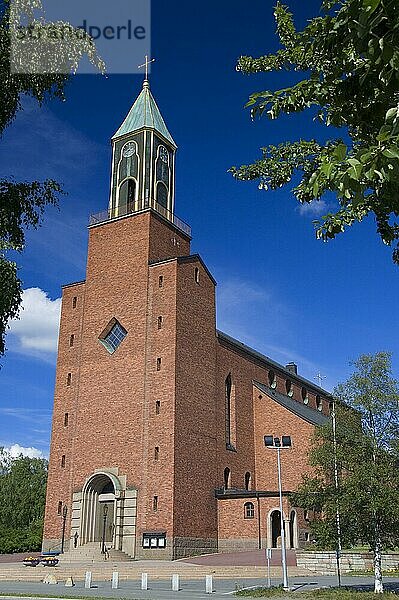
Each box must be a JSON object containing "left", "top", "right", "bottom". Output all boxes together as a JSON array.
[
  {"left": 138, "top": 55, "right": 155, "bottom": 85},
  {"left": 315, "top": 372, "right": 326, "bottom": 387}
]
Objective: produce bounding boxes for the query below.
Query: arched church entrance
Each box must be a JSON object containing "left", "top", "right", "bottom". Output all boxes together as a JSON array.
[
  {"left": 81, "top": 473, "right": 116, "bottom": 546},
  {"left": 270, "top": 510, "right": 281, "bottom": 548},
  {"left": 289, "top": 510, "right": 298, "bottom": 549},
  {"left": 71, "top": 470, "right": 137, "bottom": 557}
]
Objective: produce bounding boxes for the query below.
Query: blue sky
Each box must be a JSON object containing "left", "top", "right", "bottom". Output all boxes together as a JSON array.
[{"left": 1, "top": 0, "right": 399, "bottom": 457}]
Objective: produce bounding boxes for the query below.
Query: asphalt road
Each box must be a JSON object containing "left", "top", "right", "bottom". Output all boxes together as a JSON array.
[{"left": 0, "top": 575, "right": 398, "bottom": 599}]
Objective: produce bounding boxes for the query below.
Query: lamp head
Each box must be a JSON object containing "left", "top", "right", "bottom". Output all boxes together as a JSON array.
[
  {"left": 62, "top": 504, "right": 68, "bottom": 518},
  {"left": 104, "top": 504, "right": 108, "bottom": 516}
]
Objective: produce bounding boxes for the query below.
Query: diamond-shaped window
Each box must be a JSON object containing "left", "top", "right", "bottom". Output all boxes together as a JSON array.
[{"left": 99, "top": 318, "right": 127, "bottom": 354}]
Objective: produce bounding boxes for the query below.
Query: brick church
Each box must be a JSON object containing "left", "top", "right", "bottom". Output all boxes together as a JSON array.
[{"left": 43, "top": 75, "right": 331, "bottom": 560}]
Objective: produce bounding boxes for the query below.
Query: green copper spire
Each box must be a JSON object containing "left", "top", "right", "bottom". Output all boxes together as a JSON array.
[{"left": 112, "top": 79, "right": 176, "bottom": 147}]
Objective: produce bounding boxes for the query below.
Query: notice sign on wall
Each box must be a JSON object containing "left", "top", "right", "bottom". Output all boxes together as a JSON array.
[{"left": 142, "top": 532, "right": 166, "bottom": 549}]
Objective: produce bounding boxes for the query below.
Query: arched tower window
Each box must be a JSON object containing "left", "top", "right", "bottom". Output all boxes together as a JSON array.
[
  {"left": 156, "top": 182, "right": 168, "bottom": 209},
  {"left": 115, "top": 141, "right": 139, "bottom": 215},
  {"left": 245, "top": 471, "right": 252, "bottom": 491},
  {"left": 155, "top": 145, "right": 170, "bottom": 209},
  {"left": 118, "top": 178, "right": 136, "bottom": 214},
  {"left": 223, "top": 467, "right": 231, "bottom": 489},
  {"left": 119, "top": 142, "right": 138, "bottom": 182}
]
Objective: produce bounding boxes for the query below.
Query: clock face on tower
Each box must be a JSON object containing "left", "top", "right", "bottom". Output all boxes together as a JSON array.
[
  {"left": 159, "top": 146, "right": 168, "bottom": 163},
  {"left": 122, "top": 142, "right": 136, "bottom": 158}
]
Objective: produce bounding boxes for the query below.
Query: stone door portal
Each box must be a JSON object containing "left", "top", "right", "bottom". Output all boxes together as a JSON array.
[{"left": 70, "top": 470, "right": 137, "bottom": 557}]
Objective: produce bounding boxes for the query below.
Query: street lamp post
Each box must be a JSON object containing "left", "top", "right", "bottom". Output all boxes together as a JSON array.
[
  {"left": 101, "top": 504, "right": 108, "bottom": 554},
  {"left": 61, "top": 505, "right": 68, "bottom": 554},
  {"left": 331, "top": 398, "right": 342, "bottom": 587},
  {"left": 264, "top": 435, "right": 292, "bottom": 591}
]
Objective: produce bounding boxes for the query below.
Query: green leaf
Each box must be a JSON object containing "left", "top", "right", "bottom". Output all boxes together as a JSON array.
[
  {"left": 363, "top": 0, "right": 381, "bottom": 15},
  {"left": 333, "top": 143, "right": 347, "bottom": 161},
  {"left": 320, "top": 161, "right": 333, "bottom": 178},
  {"left": 382, "top": 148, "right": 399, "bottom": 160},
  {"left": 385, "top": 107, "right": 398, "bottom": 123}
]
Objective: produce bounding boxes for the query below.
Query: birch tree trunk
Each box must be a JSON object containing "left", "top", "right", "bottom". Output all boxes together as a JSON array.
[{"left": 374, "top": 538, "right": 384, "bottom": 594}]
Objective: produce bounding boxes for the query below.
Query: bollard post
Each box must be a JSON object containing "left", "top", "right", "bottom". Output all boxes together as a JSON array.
[
  {"left": 141, "top": 572, "right": 148, "bottom": 590},
  {"left": 84, "top": 571, "right": 92, "bottom": 589},
  {"left": 172, "top": 573, "right": 180, "bottom": 591},
  {"left": 111, "top": 571, "right": 119, "bottom": 589},
  {"left": 205, "top": 574, "right": 214, "bottom": 593}
]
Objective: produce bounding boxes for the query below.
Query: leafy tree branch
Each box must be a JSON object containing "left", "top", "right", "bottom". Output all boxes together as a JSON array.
[{"left": 231, "top": 0, "right": 399, "bottom": 263}]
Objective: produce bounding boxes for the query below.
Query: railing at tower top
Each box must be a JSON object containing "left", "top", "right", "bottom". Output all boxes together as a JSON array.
[{"left": 89, "top": 198, "right": 192, "bottom": 238}]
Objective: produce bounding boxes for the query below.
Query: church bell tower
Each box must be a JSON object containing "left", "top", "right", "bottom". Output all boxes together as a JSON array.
[{"left": 109, "top": 77, "right": 177, "bottom": 219}]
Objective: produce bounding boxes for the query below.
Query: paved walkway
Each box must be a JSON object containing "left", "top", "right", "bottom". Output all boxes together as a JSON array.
[
  {"left": 0, "top": 575, "right": 398, "bottom": 599},
  {"left": 0, "top": 554, "right": 26, "bottom": 564},
  {"left": 0, "top": 550, "right": 296, "bottom": 568}
]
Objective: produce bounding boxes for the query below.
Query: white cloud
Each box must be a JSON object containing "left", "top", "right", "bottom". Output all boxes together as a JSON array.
[
  {"left": 0, "top": 96, "right": 104, "bottom": 183},
  {"left": 8, "top": 288, "right": 61, "bottom": 354},
  {"left": 216, "top": 278, "right": 291, "bottom": 344},
  {"left": 0, "top": 407, "right": 52, "bottom": 425},
  {"left": 217, "top": 280, "right": 271, "bottom": 309},
  {"left": 298, "top": 199, "right": 328, "bottom": 216},
  {"left": 4, "top": 444, "right": 46, "bottom": 459}
]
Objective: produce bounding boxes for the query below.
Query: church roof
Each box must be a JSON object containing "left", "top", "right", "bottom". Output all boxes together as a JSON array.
[
  {"left": 112, "top": 80, "right": 176, "bottom": 146},
  {"left": 253, "top": 381, "right": 329, "bottom": 426},
  {"left": 217, "top": 330, "right": 332, "bottom": 398}
]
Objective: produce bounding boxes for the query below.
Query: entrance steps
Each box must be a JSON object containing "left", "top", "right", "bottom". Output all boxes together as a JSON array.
[{"left": 61, "top": 542, "right": 132, "bottom": 563}]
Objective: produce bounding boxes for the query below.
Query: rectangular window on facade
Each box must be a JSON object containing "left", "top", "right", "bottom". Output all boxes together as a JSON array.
[
  {"left": 153, "top": 495, "right": 158, "bottom": 512},
  {"left": 64, "top": 412, "right": 69, "bottom": 427},
  {"left": 157, "top": 316, "right": 163, "bottom": 329},
  {"left": 154, "top": 446, "right": 159, "bottom": 460},
  {"left": 57, "top": 501, "right": 62, "bottom": 515},
  {"left": 72, "top": 296, "right": 77, "bottom": 309},
  {"left": 67, "top": 373, "right": 72, "bottom": 386},
  {"left": 61, "top": 455, "right": 65, "bottom": 468},
  {"left": 156, "top": 358, "right": 162, "bottom": 371},
  {"left": 155, "top": 400, "right": 161, "bottom": 414},
  {"left": 69, "top": 334, "right": 75, "bottom": 347},
  {"left": 159, "top": 275, "right": 163, "bottom": 288}
]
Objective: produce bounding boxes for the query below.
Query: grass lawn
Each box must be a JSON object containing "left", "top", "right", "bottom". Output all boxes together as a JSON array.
[{"left": 236, "top": 587, "right": 398, "bottom": 598}]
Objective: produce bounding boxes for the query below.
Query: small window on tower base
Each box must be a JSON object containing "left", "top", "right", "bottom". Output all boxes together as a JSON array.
[{"left": 99, "top": 318, "right": 127, "bottom": 354}]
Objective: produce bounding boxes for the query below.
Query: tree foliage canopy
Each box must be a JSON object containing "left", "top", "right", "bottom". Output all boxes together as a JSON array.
[
  {"left": 231, "top": 0, "right": 399, "bottom": 263},
  {"left": 0, "top": 0, "right": 103, "bottom": 357},
  {"left": 292, "top": 352, "right": 399, "bottom": 592},
  {"left": 0, "top": 448, "right": 48, "bottom": 553}
]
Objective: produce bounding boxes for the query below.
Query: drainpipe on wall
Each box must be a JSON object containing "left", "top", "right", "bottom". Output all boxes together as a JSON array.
[{"left": 257, "top": 493, "right": 262, "bottom": 550}]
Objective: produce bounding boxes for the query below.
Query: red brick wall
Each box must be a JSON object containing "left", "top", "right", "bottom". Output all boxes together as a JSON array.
[
  {"left": 173, "top": 258, "right": 218, "bottom": 546},
  {"left": 138, "top": 258, "right": 178, "bottom": 544},
  {"left": 217, "top": 495, "right": 300, "bottom": 549},
  {"left": 253, "top": 388, "right": 316, "bottom": 492},
  {"left": 43, "top": 210, "right": 190, "bottom": 548},
  {"left": 43, "top": 281, "right": 85, "bottom": 542}
]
